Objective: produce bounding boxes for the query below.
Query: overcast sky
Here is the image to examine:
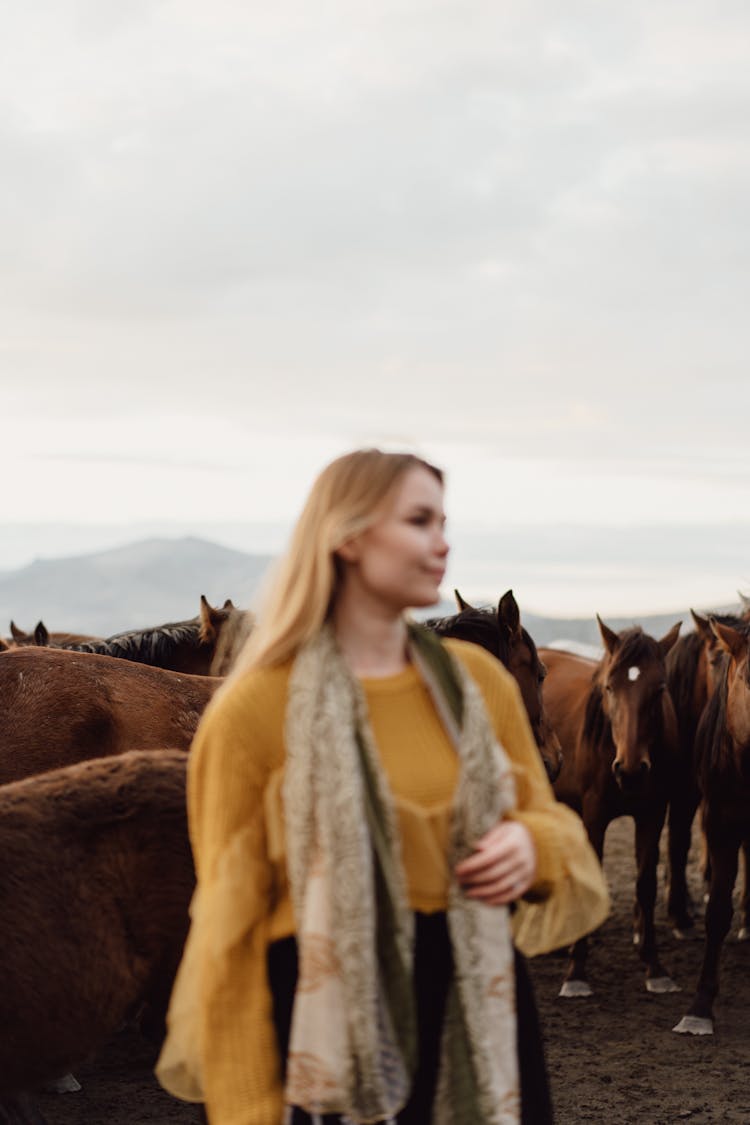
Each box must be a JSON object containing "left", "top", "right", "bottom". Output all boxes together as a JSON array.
[{"left": 1, "top": 2, "right": 749, "bottom": 612}]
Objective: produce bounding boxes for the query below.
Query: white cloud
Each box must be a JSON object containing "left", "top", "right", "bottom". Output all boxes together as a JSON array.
[{"left": 0, "top": 0, "right": 749, "bottom": 604}]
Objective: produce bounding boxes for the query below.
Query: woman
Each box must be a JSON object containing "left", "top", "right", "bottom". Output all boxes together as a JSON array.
[{"left": 157, "top": 449, "right": 609, "bottom": 1124}]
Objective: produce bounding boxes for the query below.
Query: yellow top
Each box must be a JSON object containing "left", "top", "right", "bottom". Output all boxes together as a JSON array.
[{"left": 156, "top": 638, "right": 610, "bottom": 1125}]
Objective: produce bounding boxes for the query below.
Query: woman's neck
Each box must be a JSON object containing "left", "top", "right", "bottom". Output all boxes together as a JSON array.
[{"left": 331, "top": 599, "right": 409, "bottom": 678}]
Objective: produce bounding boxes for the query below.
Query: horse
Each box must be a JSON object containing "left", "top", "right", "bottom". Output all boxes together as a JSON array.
[
  {"left": 22, "top": 596, "right": 252, "bottom": 677},
  {"left": 424, "top": 589, "right": 563, "bottom": 783},
  {"left": 664, "top": 609, "right": 746, "bottom": 936},
  {"left": 674, "top": 617, "right": 750, "bottom": 1035},
  {"left": 0, "top": 751, "right": 194, "bottom": 1117},
  {"left": 0, "top": 647, "right": 220, "bottom": 785},
  {"left": 540, "top": 616, "right": 681, "bottom": 996},
  {"left": 8, "top": 621, "right": 99, "bottom": 647}
]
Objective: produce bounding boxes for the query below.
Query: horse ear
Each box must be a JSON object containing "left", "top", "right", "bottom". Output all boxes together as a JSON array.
[
  {"left": 498, "top": 590, "right": 521, "bottom": 636},
  {"left": 597, "top": 615, "right": 619, "bottom": 654},
  {"left": 9, "top": 621, "right": 25, "bottom": 642},
  {"left": 0, "top": 636, "right": 9, "bottom": 652},
  {"left": 658, "top": 621, "right": 681, "bottom": 658},
  {"left": 711, "top": 618, "right": 747, "bottom": 660},
  {"left": 199, "top": 595, "right": 228, "bottom": 641},
  {"left": 454, "top": 589, "right": 474, "bottom": 612},
  {"left": 34, "top": 621, "right": 49, "bottom": 647},
  {"left": 690, "top": 609, "right": 712, "bottom": 640},
  {"left": 222, "top": 598, "right": 235, "bottom": 609}
]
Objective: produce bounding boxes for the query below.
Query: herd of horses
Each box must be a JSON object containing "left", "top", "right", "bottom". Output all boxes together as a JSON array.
[{"left": 1, "top": 588, "right": 749, "bottom": 1120}]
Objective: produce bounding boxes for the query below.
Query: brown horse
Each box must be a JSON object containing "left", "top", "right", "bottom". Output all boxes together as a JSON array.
[
  {"left": 8, "top": 621, "right": 99, "bottom": 647},
  {"left": 674, "top": 617, "right": 750, "bottom": 1035},
  {"left": 541, "top": 617, "right": 681, "bottom": 995},
  {"left": 424, "top": 589, "right": 563, "bottom": 783},
  {"left": 664, "top": 610, "right": 745, "bottom": 935},
  {"left": 22, "top": 596, "right": 252, "bottom": 677},
  {"left": 0, "top": 647, "right": 220, "bottom": 785},
  {"left": 0, "top": 751, "right": 194, "bottom": 1113}
]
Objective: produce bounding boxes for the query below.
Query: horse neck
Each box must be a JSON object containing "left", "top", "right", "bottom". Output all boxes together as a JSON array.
[
  {"left": 582, "top": 668, "right": 611, "bottom": 753},
  {"left": 726, "top": 662, "right": 750, "bottom": 766}
]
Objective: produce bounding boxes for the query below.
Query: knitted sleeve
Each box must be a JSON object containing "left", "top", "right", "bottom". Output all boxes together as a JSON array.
[
  {"left": 445, "top": 640, "right": 611, "bottom": 956},
  {"left": 180, "top": 671, "right": 286, "bottom": 1125}
]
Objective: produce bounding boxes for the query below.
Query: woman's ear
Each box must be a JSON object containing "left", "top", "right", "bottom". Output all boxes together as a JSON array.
[{"left": 335, "top": 537, "right": 361, "bottom": 564}]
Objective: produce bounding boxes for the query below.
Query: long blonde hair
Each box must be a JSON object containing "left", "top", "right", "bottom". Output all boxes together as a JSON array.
[{"left": 233, "top": 448, "right": 443, "bottom": 673}]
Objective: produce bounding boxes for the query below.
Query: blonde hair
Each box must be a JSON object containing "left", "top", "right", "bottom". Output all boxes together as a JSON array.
[{"left": 233, "top": 448, "right": 443, "bottom": 672}]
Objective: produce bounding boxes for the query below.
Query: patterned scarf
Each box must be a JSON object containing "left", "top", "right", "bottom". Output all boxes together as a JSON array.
[{"left": 283, "top": 623, "right": 520, "bottom": 1124}]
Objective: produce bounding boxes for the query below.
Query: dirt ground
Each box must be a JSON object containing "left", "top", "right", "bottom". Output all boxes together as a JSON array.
[{"left": 35, "top": 818, "right": 750, "bottom": 1125}]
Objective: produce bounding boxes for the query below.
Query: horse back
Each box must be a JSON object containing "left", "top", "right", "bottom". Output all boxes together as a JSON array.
[
  {"left": 0, "top": 750, "right": 194, "bottom": 1092},
  {"left": 0, "top": 648, "right": 221, "bottom": 785}
]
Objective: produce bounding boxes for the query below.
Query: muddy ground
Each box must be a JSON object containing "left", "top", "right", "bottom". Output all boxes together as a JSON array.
[{"left": 36, "top": 818, "right": 750, "bottom": 1125}]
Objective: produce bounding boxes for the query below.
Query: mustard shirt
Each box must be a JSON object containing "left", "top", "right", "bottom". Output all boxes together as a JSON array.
[{"left": 157, "top": 639, "right": 610, "bottom": 1125}]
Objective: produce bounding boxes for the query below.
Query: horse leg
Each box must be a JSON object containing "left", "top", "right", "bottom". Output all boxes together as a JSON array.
[
  {"left": 666, "top": 779, "right": 700, "bottom": 938},
  {"left": 674, "top": 827, "right": 739, "bottom": 1034},
  {"left": 0, "top": 1094, "right": 49, "bottom": 1125},
  {"left": 634, "top": 804, "right": 679, "bottom": 992},
  {"left": 559, "top": 814, "right": 606, "bottom": 998},
  {"left": 738, "top": 838, "right": 750, "bottom": 941}
]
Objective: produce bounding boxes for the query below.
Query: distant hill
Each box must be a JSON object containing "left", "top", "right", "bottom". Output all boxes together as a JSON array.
[
  {"left": 1, "top": 535, "right": 741, "bottom": 645},
  {"left": 0, "top": 537, "right": 273, "bottom": 636}
]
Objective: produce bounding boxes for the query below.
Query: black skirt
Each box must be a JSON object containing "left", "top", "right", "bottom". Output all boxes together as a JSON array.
[{"left": 267, "top": 911, "right": 553, "bottom": 1125}]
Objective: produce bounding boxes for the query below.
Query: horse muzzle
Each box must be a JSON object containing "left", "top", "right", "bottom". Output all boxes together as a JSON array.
[{"left": 612, "top": 757, "right": 651, "bottom": 793}]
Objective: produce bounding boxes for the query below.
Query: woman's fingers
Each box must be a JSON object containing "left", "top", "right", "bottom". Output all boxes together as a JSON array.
[{"left": 454, "top": 820, "right": 537, "bottom": 903}]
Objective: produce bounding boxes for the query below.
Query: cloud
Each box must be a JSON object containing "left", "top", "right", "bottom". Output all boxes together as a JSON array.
[{"left": 0, "top": 0, "right": 749, "bottom": 534}]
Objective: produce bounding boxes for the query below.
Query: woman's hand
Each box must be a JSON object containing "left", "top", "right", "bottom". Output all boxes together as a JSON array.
[{"left": 454, "top": 820, "right": 537, "bottom": 906}]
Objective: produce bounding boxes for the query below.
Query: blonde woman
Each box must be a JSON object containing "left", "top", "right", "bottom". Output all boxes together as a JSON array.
[{"left": 157, "top": 449, "right": 609, "bottom": 1125}]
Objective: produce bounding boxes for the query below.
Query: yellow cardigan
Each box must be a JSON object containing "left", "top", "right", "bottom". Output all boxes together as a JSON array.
[{"left": 157, "top": 639, "right": 609, "bottom": 1125}]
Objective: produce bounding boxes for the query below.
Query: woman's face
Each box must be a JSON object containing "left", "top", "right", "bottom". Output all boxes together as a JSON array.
[{"left": 337, "top": 465, "right": 449, "bottom": 612}]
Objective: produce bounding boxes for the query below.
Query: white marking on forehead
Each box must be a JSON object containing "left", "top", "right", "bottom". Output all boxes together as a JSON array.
[{"left": 628, "top": 666, "right": 641, "bottom": 682}]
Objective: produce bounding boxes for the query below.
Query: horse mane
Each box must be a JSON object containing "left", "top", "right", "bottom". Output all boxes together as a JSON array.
[
  {"left": 695, "top": 617, "right": 750, "bottom": 793},
  {"left": 581, "top": 681, "right": 610, "bottom": 755},
  {"left": 695, "top": 665, "right": 731, "bottom": 794},
  {"left": 69, "top": 618, "right": 205, "bottom": 663},
  {"left": 666, "top": 631, "right": 705, "bottom": 746},
  {"left": 423, "top": 605, "right": 524, "bottom": 667},
  {"left": 606, "top": 627, "right": 662, "bottom": 678}
]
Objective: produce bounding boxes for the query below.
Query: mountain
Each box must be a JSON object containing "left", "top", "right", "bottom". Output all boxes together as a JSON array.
[
  {"left": 0, "top": 537, "right": 273, "bottom": 637},
  {"left": 1, "top": 534, "right": 740, "bottom": 646}
]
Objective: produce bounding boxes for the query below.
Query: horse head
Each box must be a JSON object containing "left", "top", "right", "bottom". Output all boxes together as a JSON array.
[
  {"left": 737, "top": 589, "right": 750, "bottom": 621},
  {"left": 428, "top": 590, "right": 563, "bottom": 783},
  {"left": 200, "top": 596, "right": 255, "bottom": 676},
  {"left": 596, "top": 616, "right": 680, "bottom": 794},
  {"left": 710, "top": 617, "right": 750, "bottom": 759}
]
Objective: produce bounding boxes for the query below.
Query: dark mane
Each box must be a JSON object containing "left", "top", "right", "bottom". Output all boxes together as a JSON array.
[
  {"left": 695, "top": 664, "right": 731, "bottom": 794},
  {"left": 424, "top": 605, "right": 516, "bottom": 666},
  {"left": 665, "top": 630, "right": 704, "bottom": 734},
  {"left": 581, "top": 680, "right": 610, "bottom": 755},
  {"left": 607, "top": 628, "right": 662, "bottom": 678},
  {"left": 68, "top": 618, "right": 205, "bottom": 664}
]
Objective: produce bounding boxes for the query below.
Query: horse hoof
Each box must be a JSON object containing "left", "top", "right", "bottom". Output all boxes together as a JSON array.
[
  {"left": 737, "top": 927, "right": 750, "bottom": 942},
  {"left": 673, "top": 1015, "right": 713, "bottom": 1035},
  {"left": 41, "top": 1073, "right": 81, "bottom": 1093},
  {"left": 633, "top": 932, "right": 641, "bottom": 946},
  {"left": 672, "top": 926, "right": 698, "bottom": 941},
  {"left": 559, "top": 980, "right": 593, "bottom": 998},
  {"left": 646, "top": 976, "right": 681, "bottom": 994}
]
